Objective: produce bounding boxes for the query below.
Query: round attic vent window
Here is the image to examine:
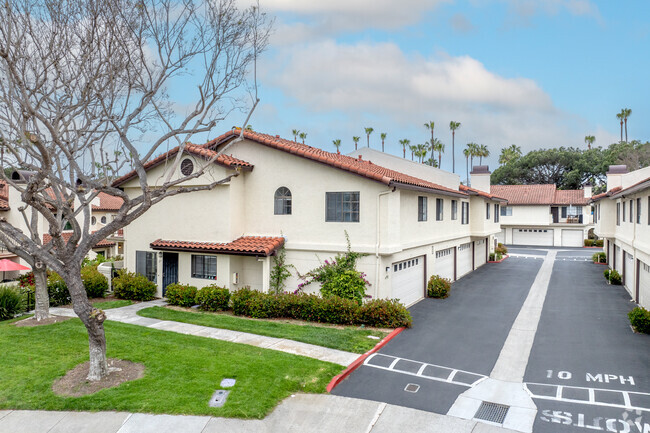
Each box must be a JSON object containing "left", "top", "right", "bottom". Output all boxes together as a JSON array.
[{"left": 180, "top": 158, "right": 194, "bottom": 176}]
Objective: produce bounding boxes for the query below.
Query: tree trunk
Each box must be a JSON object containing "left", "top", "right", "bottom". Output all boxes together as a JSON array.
[
  {"left": 620, "top": 121, "right": 623, "bottom": 142},
  {"left": 33, "top": 265, "right": 50, "bottom": 321},
  {"left": 466, "top": 159, "right": 469, "bottom": 185},
  {"left": 624, "top": 119, "right": 628, "bottom": 142},
  {"left": 403, "top": 147, "right": 405, "bottom": 158},
  {"left": 382, "top": 140, "right": 384, "bottom": 152},
  {"left": 67, "top": 267, "right": 108, "bottom": 381},
  {"left": 452, "top": 132, "right": 455, "bottom": 174},
  {"left": 438, "top": 153, "right": 441, "bottom": 168}
]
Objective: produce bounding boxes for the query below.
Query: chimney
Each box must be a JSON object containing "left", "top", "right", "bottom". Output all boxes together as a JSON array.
[
  {"left": 469, "top": 165, "right": 491, "bottom": 193},
  {"left": 606, "top": 165, "right": 627, "bottom": 191},
  {"left": 583, "top": 183, "right": 592, "bottom": 199}
]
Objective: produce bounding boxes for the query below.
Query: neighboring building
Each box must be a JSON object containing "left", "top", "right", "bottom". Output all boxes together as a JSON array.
[
  {"left": 490, "top": 183, "right": 593, "bottom": 247},
  {"left": 89, "top": 192, "right": 125, "bottom": 258},
  {"left": 591, "top": 165, "right": 650, "bottom": 309},
  {"left": 113, "top": 130, "right": 506, "bottom": 307}
]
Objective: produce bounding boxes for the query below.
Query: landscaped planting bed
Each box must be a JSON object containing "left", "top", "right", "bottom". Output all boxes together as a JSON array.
[
  {"left": 0, "top": 317, "right": 340, "bottom": 418},
  {"left": 138, "top": 306, "right": 389, "bottom": 354}
]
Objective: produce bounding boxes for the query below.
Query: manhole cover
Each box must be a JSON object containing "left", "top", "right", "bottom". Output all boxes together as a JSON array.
[
  {"left": 404, "top": 383, "right": 420, "bottom": 393},
  {"left": 474, "top": 401, "right": 509, "bottom": 424},
  {"left": 209, "top": 389, "right": 230, "bottom": 408},
  {"left": 220, "top": 378, "right": 236, "bottom": 388}
]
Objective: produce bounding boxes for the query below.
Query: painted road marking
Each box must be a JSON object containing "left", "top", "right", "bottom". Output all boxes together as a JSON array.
[
  {"left": 363, "top": 353, "right": 487, "bottom": 388},
  {"left": 525, "top": 382, "right": 650, "bottom": 412}
]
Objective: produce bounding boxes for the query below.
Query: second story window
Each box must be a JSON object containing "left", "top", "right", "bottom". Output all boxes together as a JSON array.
[
  {"left": 500, "top": 206, "right": 513, "bottom": 216},
  {"left": 461, "top": 202, "right": 469, "bottom": 225},
  {"left": 494, "top": 204, "right": 500, "bottom": 223},
  {"left": 436, "top": 198, "right": 444, "bottom": 221},
  {"left": 418, "top": 196, "right": 428, "bottom": 221},
  {"left": 630, "top": 200, "right": 634, "bottom": 224},
  {"left": 637, "top": 198, "right": 641, "bottom": 224},
  {"left": 622, "top": 200, "right": 626, "bottom": 222},
  {"left": 274, "top": 187, "right": 292, "bottom": 215},
  {"left": 451, "top": 200, "right": 458, "bottom": 220},
  {"left": 326, "top": 192, "right": 359, "bottom": 222},
  {"left": 616, "top": 202, "right": 620, "bottom": 225},
  {"left": 101, "top": 216, "right": 107, "bottom": 224},
  {"left": 486, "top": 203, "right": 490, "bottom": 220}
]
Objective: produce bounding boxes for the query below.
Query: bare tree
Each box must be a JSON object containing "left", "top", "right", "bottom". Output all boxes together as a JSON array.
[{"left": 0, "top": 0, "right": 270, "bottom": 380}]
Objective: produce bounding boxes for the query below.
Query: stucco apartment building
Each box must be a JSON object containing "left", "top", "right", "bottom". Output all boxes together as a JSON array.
[
  {"left": 592, "top": 165, "right": 650, "bottom": 309},
  {"left": 89, "top": 192, "right": 125, "bottom": 259},
  {"left": 490, "top": 183, "right": 593, "bottom": 247},
  {"left": 113, "top": 130, "right": 506, "bottom": 307}
]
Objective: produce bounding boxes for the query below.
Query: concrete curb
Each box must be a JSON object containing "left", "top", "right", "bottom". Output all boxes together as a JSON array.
[
  {"left": 326, "top": 327, "right": 405, "bottom": 392},
  {"left": 487, "top": 254, "right": 509, "bottom": 263}
]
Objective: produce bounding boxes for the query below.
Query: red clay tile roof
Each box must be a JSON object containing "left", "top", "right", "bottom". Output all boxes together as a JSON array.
[
  {"left": 206, "top": 130, "right": 466, "bottom": 197},
  {"left": 43, "top": 232, "right": 115, "bottom": 248},
  {"left": 609, "top": 176, "right": 650, "bottom": 198},
  {"left": 112, "top": 143, "right": 252, "bottom": 187},
  {"left": 92, "top": 192, "right": 124, "bottom": 211},
  {"left": 590, "top": 186, "right": 622, "bottom": 202},
  {"left": 490, "top": 184, "right": 588, "bottom": 205},
  {"left": 150, "top": 236, "right": 285, "bottom": 257},
  {"left": 460, "top": 184, "right": 507, "bottom": 202}
]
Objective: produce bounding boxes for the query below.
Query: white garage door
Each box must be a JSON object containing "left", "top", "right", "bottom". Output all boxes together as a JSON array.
[
  {"left": 475, "top": 238, "right": 487, "bottom": 268},
  {"left": 561, "top": 229, "right": 583, "bottom": 247},
  {"left": 435, "top": 247, "right": 455, "bottom": 281},
  {"left": 639, "top": 261, "right": 650, "bottom": 308},
  {"left": 457, "top": 243, "right": 472, "bottom": 278},
  {"left": 512, "top": 228, "right": 554, "bottom": 246},
  {"left": 624, "top": 251, "right": 634, "bottom": 291},
  {"left": 615, "top": 245, "right": 621, "bottom": 273},
  {"left": 391, "top": 256, "right": 424, "bottom": 307}
]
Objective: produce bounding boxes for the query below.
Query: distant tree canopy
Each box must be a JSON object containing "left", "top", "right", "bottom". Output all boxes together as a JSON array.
[{"left": 491, "top": 141, "right": 650, "bottom": 192}]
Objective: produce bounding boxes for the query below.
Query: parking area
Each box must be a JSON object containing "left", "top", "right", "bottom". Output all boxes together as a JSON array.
[{"left": 333, "top": 247, "right": 650, "bottom": 432}]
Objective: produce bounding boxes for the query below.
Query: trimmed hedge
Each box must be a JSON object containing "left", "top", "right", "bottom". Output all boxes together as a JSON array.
[
  {"left": 603, "top": 269, "right": 622, "bottom": 285},
  {"left": 629, "top": 307, "right": 650, "bottom": 334},
  {"left": 165, "top": 283, "right": 198, "bottom": 307},
  {"left": 195, "top": 285, "right": 230, "bottom": 311},
  {"left": 592, "top": 252, "right": 607, "bottom": 264},
  {"left": 230, "top": 287, "right": 412, "bottom": 328},
  {"left": 594, "top": 239, "right": 604, "bottom": 247},
  {"left": 0, "top": 285, "right": 24, "bottom": 320},
  {"left": 427, "top": 275, "right": 451, "bottom": 298},
  {"left": 80, "top": 266, "right": 108, "bottom": 298},
  {"left": 113, "top": 271, "right": 157, "bottom": 301},
  {"left": 584, "top": 239, "right": 594, "bottom": 247}
]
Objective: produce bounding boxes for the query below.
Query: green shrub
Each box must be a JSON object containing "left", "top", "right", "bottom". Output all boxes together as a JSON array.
[
  {"left": 427, "top": 275, "right": 451, "bottom": 298},
  {"left": 320, "top": 270, "right": 367, "bottom": 305},
  {"left": 358, "top": 299, "right": 412, "bottom": 328},
  {"left": 495, "top": 243, "right": 508, "bottom": 255},
  {"left": 628, "top": 307, "right": 650, "bottom": 334},
  {"left": 0, "top": 285, "right": 25, "bottom": 320},
  {"left": 231, "top": 287, "right": 410, "bottom": 328},
  {"left": 584, "top": 239, "right": 594, "bottom": 247},
  {"left": 113, "top": 271, "right": 157, "bottom": 301},
  {"left": 195, "top": 285, "right": 230, "bottom": 311},
  {"left": 489, "top": 252, "right": 503, "bottom": 262},
  {"left": 47, "top": 273, "right": 71, "bottom": 306},
  {"left": 594, "top": 239, "right": 604, "bottom": 247},
  {"left": 592, "top": 252, "right": 607, "bottom": 264},
  {"left": 81, "top": 266, "right": 108, "bottom": 298},
  {"left": 603, "top": 269, "right": 622, "bottom": 285},
  {"left": 164, "top": 283, "right": 198, "bottom": 307}
]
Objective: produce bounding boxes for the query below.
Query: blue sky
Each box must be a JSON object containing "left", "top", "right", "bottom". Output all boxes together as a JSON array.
[{"left": 203, "top": 0, "right": 649, "bottom": 173}]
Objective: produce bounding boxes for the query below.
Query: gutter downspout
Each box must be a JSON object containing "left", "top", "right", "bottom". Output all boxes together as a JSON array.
[{"left": 375, "top": 188, "right": 395, "bottom": 299}]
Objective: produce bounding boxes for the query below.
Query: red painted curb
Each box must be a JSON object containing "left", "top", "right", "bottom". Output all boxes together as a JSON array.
[
  {"left": 583, "top": 246, "right": 603, "bottom": 249},
  {"left": 487, "top": 254, "right": 509, "bottom": 263},
  {"left": 326, "top": 327, "right": 405, "bottom": 393}
]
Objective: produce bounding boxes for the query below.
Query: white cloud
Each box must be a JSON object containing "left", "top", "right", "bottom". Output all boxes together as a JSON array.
[{"left": 259, "top": 40, "right": 604, "bottom": 158}]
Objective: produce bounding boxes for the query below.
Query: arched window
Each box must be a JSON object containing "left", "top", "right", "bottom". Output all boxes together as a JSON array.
[
  {"left": 100, "top": 216, "right": 107, "bottom": 224},
  {"left": 91, "top": 216, "right": 97, "bottom": 225},
  {"left": 274, "top": 187, "right": 292, "bottom": 215}
]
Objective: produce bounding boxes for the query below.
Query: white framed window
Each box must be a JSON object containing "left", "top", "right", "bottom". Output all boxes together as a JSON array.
[
  {"left": 326, "top": 192, "right": 360, "bottom": 222},
  {"left": 418, "top": 196, "right": 428, "bottom": 221},
  {"left": 436, "top": 198, "right": 444, "bottom": 221},
  {"left": 451, "top": 200, "right": 458, "bottom": 220},
  {"left": 500, "top": 206, "right": 513, "bottom": 216},
  {"left": 191, "top": 255, "right": 217, "bottom": 280},
  {"left": 135, "top": 251, "right": 157, "bottom": 282},
  {"left": 100, "top": 215, "right": 107, "bottom": 224},
  {"left": 274, "top": 187, "right": 292, "bottom": 215}
]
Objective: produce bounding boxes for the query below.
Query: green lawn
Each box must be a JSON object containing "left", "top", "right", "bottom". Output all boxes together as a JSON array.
[
  {"left": 92, "top": 299, "right": 133, "bottom": 310},
  {"left": 0, "top": 317, "right": 340, "bottom": 418},
  {"left": 138, "top": 306, "right": 387, "bottom": 354}
]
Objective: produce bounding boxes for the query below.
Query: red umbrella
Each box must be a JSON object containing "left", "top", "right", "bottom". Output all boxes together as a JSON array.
[{"left": 0, "top": 259, "right": 31, "bottom": 281}]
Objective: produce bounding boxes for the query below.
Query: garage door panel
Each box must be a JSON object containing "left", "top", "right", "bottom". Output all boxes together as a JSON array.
[
  {"left": 475, "top": 239, "right": 487, "bottom": 268},
  {"left": 391, "top": 256, "right": 424, "bottom": 307},
  {"left": 512, "top": 228, "right": 554, "bottom": 246},
  {"left": 561, "top": 229, "right": 583, "bottom": 247},
  {"left": 457, "top": 243, "right": 472, "bottom": 278},
  {"left": 435, "top": 247, "right": 455, "bottom": 281},
  {"left": 624, "top": 251, "right": 634, "bottom": 291},
  {"left": 640, "top": 261, "right": 650, "bottom": 309}
]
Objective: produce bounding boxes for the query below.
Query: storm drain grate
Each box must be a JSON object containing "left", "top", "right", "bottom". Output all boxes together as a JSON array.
[
  {"left": 404, "top": 383, "right": 420, "bottom": 393},
  {"left": 474, "top": 401, "right": 509, "bottom": 424}
]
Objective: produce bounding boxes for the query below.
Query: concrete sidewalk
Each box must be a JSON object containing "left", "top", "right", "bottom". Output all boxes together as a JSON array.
[
  {"left": 49, "top": 301, "right": 358, "bottom": 366},
  {"left": 0, "top": 394, "right": 518, "bottom": 433}
]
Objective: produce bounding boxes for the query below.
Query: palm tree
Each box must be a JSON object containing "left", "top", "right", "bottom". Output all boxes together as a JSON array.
[
  {"left": 353, "top": 136, "right": 360, "bottom": 150},
  {"left": 424, "top": 121, "right": 435, "bottom": 161},
  {"left": 332, "top": 139, "right": 342, "bottom": 153},
  {"left": 409, "top": 144, "right": 417, "bottom": 161},
  {"left": 449, "top": 121, "right": 461, "bottom": 173},
  {"left": 399, "top": 139, "right": 410, "bottom": 158},
  {"left": 623, "top": 108, "right": 632, "bottom": 142},
  {"left": 245, "top": 125, "right": 253, "bottom": 131},
  {"left": 416, "top": 143, "right": 428, "bottom": 163},
  {"left": 467, "top": 142, "right": 479, "bottom": 169},
  {"left": 292, "top": 129, "right": 300, "bottom": 142},
  {"left": 616, "top": 110, "right": 624, "bottom": 142},
  {"left": 364, "top": 127, "right": 374, "bottom": 148},
  {"left": 380, "top": 132, "right": 387, "bottom": 152},
  {"left": 584, "top": 135, "right": 595, "bottom": 150},
  {"left": 299, "top": 132, "right": 307, "bottom": 144},
  {"left": 478, "top": 144, "right": 489, "bottom": 165},
  {"left": 431, "top": 139, "right": 444, "bottom": 168},
  {"left": 463, "top": 147, "right": 471, "bottom": 185},
  {"left": 498, "top": 144, "right": 522, "bottom": 165}
]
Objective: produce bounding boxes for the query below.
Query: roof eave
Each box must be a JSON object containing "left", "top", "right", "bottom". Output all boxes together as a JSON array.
[
  {"left": 390, "top": 181, "right": 467, "bottom": 198},
  {"left": 610, "top": 180, "right": 650, "bottom": 199},
  {"left": 149, "top": 243, "right": 276, "bottom": 257}
]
